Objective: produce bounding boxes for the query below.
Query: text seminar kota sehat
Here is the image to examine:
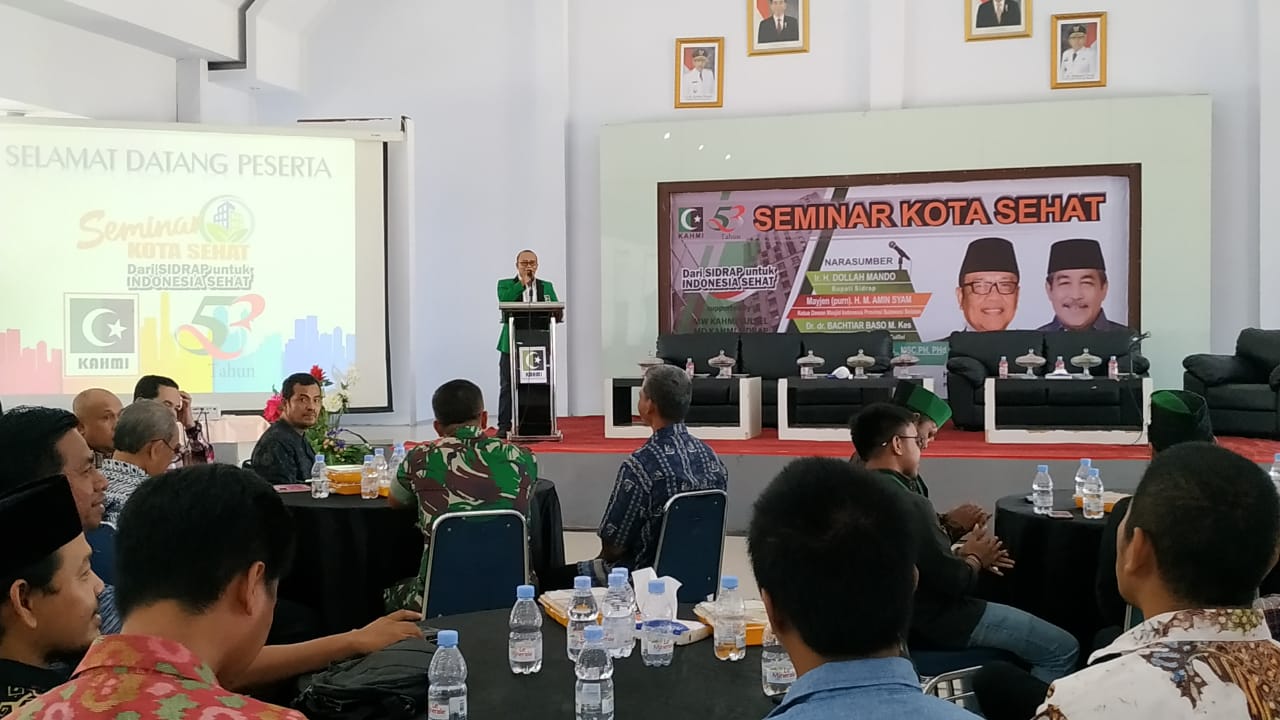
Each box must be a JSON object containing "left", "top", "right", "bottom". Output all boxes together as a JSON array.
[
  {"left": 1148, "top": 389, "right": 1214, "bottom": 453},
  {"left": 0, "top": 476, "right": 83, "bottom": 576},
  {"left": 1047, "top": 238, "right": 1106, "bottom": 275},
  {"left": 958, "top": 237, "right": 1020, "bottom": 285},
  {"left": 893, "top": 380, "right": 952, "bottom": 429}
]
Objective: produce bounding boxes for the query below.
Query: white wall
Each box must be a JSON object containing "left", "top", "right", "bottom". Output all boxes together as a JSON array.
[{"left": 0, "top": 4, "right": 176, "bottom": 120}]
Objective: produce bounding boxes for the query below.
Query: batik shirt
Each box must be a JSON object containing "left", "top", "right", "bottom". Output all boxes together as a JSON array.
[
  {"left": 249, "top": 420, "right": 315, "bottom": 485},
  {"left": 1034, "top": 608, "right": 1280, "bottom": 719},
  {"left": 385, "top": 426, "right": 537, "bottom": 611},
  {"left": 100, "top": 458, "right": 149, "bottom": 526},
  {"left": 0, "top": 661, "right": 65, "bottom": 718},
  {"left": 12, "top": 635, "right": 305, "bottom": 719},
  {"left": 599, "top": 423, "right": 728, "bottom": 570}
]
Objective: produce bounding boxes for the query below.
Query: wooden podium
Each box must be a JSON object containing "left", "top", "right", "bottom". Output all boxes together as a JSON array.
[{"left": 499, "top": 301, "right": 564, "bottom": 441}]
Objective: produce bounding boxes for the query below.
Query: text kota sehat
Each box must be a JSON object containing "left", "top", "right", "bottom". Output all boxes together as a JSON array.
[
  {"left": 958, "top": 237, "right": 1020, "bottom": 285},
  {"left": 1149, "top": 390, "right": 1214, "bottom": 453},
  {"left": 1047, "top": 238, "right": 1106, "bottom": 275},
  {"left": 0, "top": 476, "right": 83, "bottom": 577},
  {"left": 893, "top": 380, "right": 952, "bottom": 429}
]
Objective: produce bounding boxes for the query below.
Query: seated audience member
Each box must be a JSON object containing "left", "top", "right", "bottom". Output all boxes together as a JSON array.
[
  {"left": 250, "top": 372, "right": 321, "bottom": 485},
  {"left": 385, "top": 380, "right": 537, "bottom": 612},
  {"left": 853, "top": 403, "right": 1078, "bottom": 682},
  {"left": 555, "top": 365, "right": 729, "bottom": 587},
  {"left": 1031, "top": 443, "right": 1280, "bottom": 718},
  {"left": 0, "top": 478, "right": 102, "bottom": 717},
  {"left": 71, "top": 389, "right": 122, "bottom": 464},
  {"left": 851, "top": 381, "right": 989, "bottom": 541},
  {"left": 132, "top": 375, "right": 212, "bottom": 467},
  {"left": 100, "top": 400, "right": 180, "bottom": 526},
  {"left": 750, "top": 457, "right": 977, "bottom": 719}
]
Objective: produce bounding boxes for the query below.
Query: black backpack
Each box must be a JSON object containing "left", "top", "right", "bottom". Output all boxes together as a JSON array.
[{"left": 294, "top": 637, "right": 435, "bottom": 720}]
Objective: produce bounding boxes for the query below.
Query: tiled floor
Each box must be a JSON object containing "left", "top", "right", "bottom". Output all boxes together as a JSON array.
[{"left": 563, "top": 531, "right": 759, "bottom": 600}]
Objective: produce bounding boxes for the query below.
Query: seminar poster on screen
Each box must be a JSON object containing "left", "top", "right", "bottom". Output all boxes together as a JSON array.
[{"left": 661, "top": 169, "right": 1135, "bottom": 387}]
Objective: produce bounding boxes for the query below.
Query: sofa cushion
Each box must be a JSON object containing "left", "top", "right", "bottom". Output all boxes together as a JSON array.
[
  {"left": 947, "top": 331, "right": 1046, "bottom": 376},
  {"left": 801, "top": 331, "right": 893, "bottom": 373},
  {"left": 1205, "top": 384, "right": 1278, "bottom": 413},
  {"left": 1183, "top": 354, "right": 1260, "bottom": 386},
  {"left": 656, "top": 333, "right": 738, "bottom": 375},
  {"left": 1236, "top": 329, "right": 1280, "bottom": 376},
  {"left": 1043, "top": 331, "right": 1137, "bottom": 376},
  {"left": 739, "top": 334, "right": 804, "bottom": 379}
]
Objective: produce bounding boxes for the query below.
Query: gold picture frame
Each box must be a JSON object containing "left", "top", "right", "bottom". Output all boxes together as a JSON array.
[
  {"left": 747, "top": 0, "right": 809, "bottom": 56},
  {"left": 674, "top": 37, "right": 725, "bottom": 109},
  {"left": 1051, "top": 12, "right": 1107, "bottom": 89},
  {"left": 965, "top": 0, "right": 1032, "bottom": 41}
]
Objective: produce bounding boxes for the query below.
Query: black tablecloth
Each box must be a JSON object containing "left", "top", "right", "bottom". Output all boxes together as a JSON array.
[
  {"left": 991, "top": 489, "right": 1124, "bottom": 649},
  {"left": 279, "top": 479, "right": 565, "bottom": 635},
  {"left": 426, "top": 608, "right": 776, "bottom": 719}
]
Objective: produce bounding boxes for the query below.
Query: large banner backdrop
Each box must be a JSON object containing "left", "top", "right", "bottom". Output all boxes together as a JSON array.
[{"left": 659, "top": 166, "right": 1140, "bottom": 382}]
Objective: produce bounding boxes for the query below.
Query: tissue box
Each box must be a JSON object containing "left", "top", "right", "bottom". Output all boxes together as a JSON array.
[{"left": 693, "top": 599, "right": 768, "bottom": 646}]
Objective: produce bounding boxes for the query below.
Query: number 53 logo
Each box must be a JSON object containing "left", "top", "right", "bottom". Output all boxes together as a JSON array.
[
  {"left": 708, "top": 205, "right": 746, "bottom": 232},
  {"left": 175, "top": 294, "right": 266, "bottom": 360}
]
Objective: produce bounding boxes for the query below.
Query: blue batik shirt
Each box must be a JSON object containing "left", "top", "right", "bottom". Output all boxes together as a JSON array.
[{"left": 598, "top": 423, "right": 728, "bottom": 570}]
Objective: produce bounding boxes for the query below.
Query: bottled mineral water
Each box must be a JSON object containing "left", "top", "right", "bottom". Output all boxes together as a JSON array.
[
  {"left": 1270, "top": 454, "right": 1280, "bottom": 498},
  {"left": 760, "top": 622, "right": 796, "bottom": 698},
  {"left": 1073, "top": 458, "right": 1092, "bottom": 498},
  {"left": 427, "top": 630, "right": 467, "bottom": 720},
  {"left": 685, "top": 358, "right": 695, "bottom": 378},
  {"left": 998, "top": 355, "right": 1009, "bottom": 379},
  {"left": 575, "top": 625, "right": 614, "bottom": 720},
  {"left": 1108, "top": 355, "right": 1120, "bottom": 380},
  {"left": 602, "top": 572, "right": 634, "bottom": 659},
  {"left": 567, "top": 576, "right": 599, "bottom": 662},
  {"left": 1082, "top": 467, "right": 1105, "bottom": 520},
  {"left": 713, "top": 576, "right": 746, "bottom": 662},
  {"left": 309, "top": 454, "right": 329, "bottom": 499},
  {"left": 1032, "top": 464, "right": 1053, "bottom": 515},
  {"left": 360, "top": 454, "right": 379, "bottom": 499},
  {"left": 390, "top": 442, "right": 407, "bottom": 475},
  {"left": 373, "top": 447, "right": 391, "bottom": 493},
  {"left": 508, "top": 584, "right": 542, "bottom": 675},
  {"left": 640, "top": 579, "right": 675, "bottom": 667}
]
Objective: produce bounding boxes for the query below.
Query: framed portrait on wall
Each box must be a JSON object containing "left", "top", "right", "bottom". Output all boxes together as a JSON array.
[
  {"left": 1051, "top": 13, "right": 1107, "bottom": 89},
  {"left": 965, "top": 0, "right": 1032, "bottom": 41},
  {"left": 747, "top": 0, "right": 809, "bottom": 56},
  {"left": 674, "top": 37, "right": 725, "bottom": 109}
]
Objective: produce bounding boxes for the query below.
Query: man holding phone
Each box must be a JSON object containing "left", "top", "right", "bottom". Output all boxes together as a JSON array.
[{"left": 132, "top": 375, "right": 213, "bottom": 468}]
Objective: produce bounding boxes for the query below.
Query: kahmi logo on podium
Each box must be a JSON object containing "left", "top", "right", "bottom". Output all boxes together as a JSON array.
[
  {"left": 64, "top": 295, "right": 138, "bottom": 376},
  {"left": 518, "top": 346, "right": 548, "bottom": 384}
]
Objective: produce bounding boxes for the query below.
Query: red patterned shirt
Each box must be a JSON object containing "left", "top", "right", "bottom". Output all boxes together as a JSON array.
[{"left": 13, "top": 635, "right": 305, "bottom": 720}]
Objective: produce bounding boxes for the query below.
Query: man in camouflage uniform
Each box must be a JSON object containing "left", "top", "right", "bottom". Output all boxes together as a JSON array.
[{"left": 385, "top": 379, "right": 537, "bottom": 612}]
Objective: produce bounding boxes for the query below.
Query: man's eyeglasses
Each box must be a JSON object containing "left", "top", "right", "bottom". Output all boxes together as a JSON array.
[
  {"left": 158, "top": 438, "right": 182, "bottom": 462},
  {"left": 517, "top": 260, "right": 538, "bottom": 267},
  {"left": 883, "top": 434, "right": 925, "bottom": 449},
  {"left": 964, "top": 281, "right": 1018, "bottom": 296}
]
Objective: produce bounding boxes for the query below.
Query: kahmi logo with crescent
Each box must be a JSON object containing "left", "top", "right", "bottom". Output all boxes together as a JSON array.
[{"left": 678, "top": 207, "right": 704, "bottom": 233}]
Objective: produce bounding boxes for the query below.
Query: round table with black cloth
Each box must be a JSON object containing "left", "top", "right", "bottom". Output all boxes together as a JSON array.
[
  {"left": 424, "top": 608, "right": 775, "bottom": 719},
  {"left": 989, "top": 489, "right": 1124, "bottom": 651},
  {"left": 278, "top": 479, "right": 565, "bottom": 636}
]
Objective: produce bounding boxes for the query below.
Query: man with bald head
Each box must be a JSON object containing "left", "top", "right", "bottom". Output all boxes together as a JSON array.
[{"left": 72, "top": 389, "right": 122, "bottom": 462}]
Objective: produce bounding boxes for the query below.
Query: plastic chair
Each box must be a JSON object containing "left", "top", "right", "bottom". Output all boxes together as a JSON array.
[
  {"left": 653, "top": 489, "right": 728, "bottom": 604},
  {"left": 910, "top": 647, "right": 1017, "bottom": 678},
  {"left": 922, "top": 666, "right": 982, "bottom": 712},
  {"left": 1124, "top": 604, "right": 1144, "bottom": 630},
  {"left": 421, "top": 510, "right": 528, "bottom": 619},
  {"left": 85, "top": 522, "right": 117, "bottom": 586}
]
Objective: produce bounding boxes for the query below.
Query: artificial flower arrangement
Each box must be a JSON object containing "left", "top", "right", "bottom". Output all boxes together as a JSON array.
[{"left": 262, "top": 364, "right": 372, "bottom": 464}]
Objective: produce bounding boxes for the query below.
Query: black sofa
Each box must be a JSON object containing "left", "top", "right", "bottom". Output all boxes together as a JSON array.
[
  {"left": 1183, "top": 329, "right": 1280, "bottom": 438},
  {"left": 945, "top": 330, "right": 1150, "bottom": 431},
  {"left": 655, "top": 331, "right": 892, "bottom": 428}
]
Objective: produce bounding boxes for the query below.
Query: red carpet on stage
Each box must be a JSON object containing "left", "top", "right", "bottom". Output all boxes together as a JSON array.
[{"left": 527, "top": 416, "right": 1280, "bottom": 463}]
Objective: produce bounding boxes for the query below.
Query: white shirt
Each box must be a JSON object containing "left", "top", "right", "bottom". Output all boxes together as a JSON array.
[
  {"left": 1060, "top": 45, "right": 1097, "bottom": 80},
  {"left": 992, "top": 1, "right": 1006, "bottom": 21},
  {"left": 681, "top": 68, "right": 716, "bottom": 101},
  {"left": 522, "top": 282, "right": 533, "bottom": 302},
  {"left": 1034, "top": 608, "right": 1280, "bottom": 719}
]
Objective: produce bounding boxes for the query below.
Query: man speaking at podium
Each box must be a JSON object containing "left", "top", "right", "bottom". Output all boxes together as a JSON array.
[{"left": 497, "top": 250, "right": 558, "bottom": 437}]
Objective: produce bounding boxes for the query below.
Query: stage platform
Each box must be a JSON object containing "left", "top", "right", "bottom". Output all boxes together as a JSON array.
[{"left": 527, "top": 416, "right": 1280, "bottom": 534}]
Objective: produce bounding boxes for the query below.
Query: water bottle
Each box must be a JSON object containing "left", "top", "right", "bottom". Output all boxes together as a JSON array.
[
  {"left": 1083, "top": 467, "right": 1105, "bottom": 520},
  {"left": 390, "top": 442, "right": 407, "bottom": 475},
  {"left": 1054, "top": 355, "right": 1067, "bottom": 373},
  {"left": 373, "top": 447, "right": 391, "bottom": 493},
  {"left": 640, "top": 579, "right": 675, "bottom": 667},
  {"left": 760, "top": 622, "right": 796, "bottom": 698},
  {"left": 1270, "top": 454, "right": 1280, "bottom": 498},
  {"left": 567, "top": 576, "right": 599, "bottom": 662},
  {"left": 685, "top": 358, "right": 695, "bottom": 378},
  {"left": 1073, "top": 458, "right": 1092, "bottom": 498},
  {"left": 575, "top": 625, "right": 614, "bottom": 720},
  {"left": 360, "top": 454, "right": 379, "bottom": 499},
  {"left": 427, "top": 630, "right": 467, "bottom": 720},
  {"left": 508, "top": 584, "right": 543, "bottom": 675},
  {"left": 1108, "top": 355, "right": 1120, "bottom": 380},
  {"left": 713, "top": 576, "right": 746, "bottom": 662},
  {"left": 612, "top": 569, "right": 637, "bottom": 657},
  {"left": 310, "top": 454, "right": 329, "bottom": 499},
  {"left": 1032, "top": 464, "right": 1053, "bottom": 515},
  {"left": 602, "top": 572, "right": 634, "bottom": 659},
  {"left": 998, "top": 355, "right": 1009, "bottom": 379}
]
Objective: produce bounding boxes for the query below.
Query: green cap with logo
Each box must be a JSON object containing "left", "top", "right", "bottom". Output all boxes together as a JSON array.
[
  {"left": 893, "top": 380, "right": 952, "bottom": 429},
  {"left": 1149, "top": 389, "right": 1214, "bottom": 453}
]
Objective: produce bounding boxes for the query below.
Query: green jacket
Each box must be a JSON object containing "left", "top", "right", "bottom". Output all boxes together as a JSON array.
[{"left": 496, "top": 277, "right": 558, "bottom": 353}]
